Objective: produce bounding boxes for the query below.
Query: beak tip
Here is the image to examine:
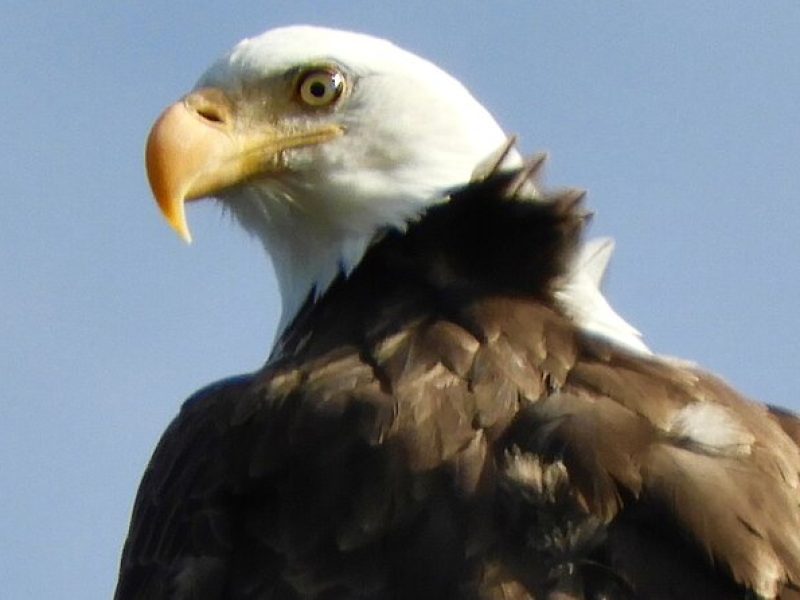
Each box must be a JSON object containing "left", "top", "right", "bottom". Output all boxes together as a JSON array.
[
  {"left": 175, "top": 225, "right": 193, "bottom": 244},
  {"left": 159, "top": 202, "right": 193, "bottom": 244}
]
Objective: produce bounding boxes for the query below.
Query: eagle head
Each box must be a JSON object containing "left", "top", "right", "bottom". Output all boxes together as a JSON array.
[{"left": 146, "top": 25, "right": 511, "bottom": 328}]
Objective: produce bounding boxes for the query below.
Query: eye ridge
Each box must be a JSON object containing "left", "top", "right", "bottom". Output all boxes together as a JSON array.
[{"left": 297, "top": 68, "right": 346, "bottom": 108}]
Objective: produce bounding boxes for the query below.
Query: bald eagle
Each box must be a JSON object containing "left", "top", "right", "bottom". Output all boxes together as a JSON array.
[{"left": 116, "top": 26, "right": 800, "bottom": 599}]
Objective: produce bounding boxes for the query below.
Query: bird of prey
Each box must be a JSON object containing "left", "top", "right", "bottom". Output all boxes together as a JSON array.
[{"left": 116, "top": 25, "right": 800, "bottom": 599}]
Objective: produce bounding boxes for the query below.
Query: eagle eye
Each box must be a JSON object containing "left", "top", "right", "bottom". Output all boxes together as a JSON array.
[{"left": 296, "top": 68, "right": 345, "bottom": 108}]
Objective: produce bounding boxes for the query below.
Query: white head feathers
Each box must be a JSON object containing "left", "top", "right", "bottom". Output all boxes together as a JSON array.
[
  {"left": 196, "top": 26, "right": 512, "bottom": 327},
  {"left": 193, "top": 25, "right": 646, "bottom": 352}
]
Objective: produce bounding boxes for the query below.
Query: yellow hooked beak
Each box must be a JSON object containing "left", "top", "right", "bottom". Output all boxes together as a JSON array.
[{"left": 145, "top": 87, "right": 343, "bottom": 242}]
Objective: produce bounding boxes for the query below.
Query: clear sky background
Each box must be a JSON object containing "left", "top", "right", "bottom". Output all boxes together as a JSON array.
[{"left": 2, "top": 2, "right": 799, "bottom": 598}]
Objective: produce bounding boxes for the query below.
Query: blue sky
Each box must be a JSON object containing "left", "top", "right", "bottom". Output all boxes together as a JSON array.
[{"left": 2, "top": 3, "right": 799, "bottom": 598}]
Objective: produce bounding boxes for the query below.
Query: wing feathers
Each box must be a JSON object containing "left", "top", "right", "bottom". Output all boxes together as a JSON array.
[{"left": 118, "top": 286, "right": 800, "bottom": 598}]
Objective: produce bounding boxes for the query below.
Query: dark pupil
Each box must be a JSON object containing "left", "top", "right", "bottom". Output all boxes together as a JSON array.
[{"left": 309, "top": 80, "right": 328, "bottom": 98}]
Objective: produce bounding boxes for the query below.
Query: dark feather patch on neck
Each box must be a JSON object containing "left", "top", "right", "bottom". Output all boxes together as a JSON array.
[
  {"left": 275, "top": 154, "right": 589, "bottom": 361},
  {"left": 388, "top": 152, "right": 590, "bottom": 301}
]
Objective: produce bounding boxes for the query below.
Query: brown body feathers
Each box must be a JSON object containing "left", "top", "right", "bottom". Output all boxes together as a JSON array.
[{"left": 116, "top": 158, "right": 800, "bottom": 599}]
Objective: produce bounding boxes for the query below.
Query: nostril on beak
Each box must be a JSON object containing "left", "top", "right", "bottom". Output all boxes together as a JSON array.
[
  {"left": 196, "top": 105, "right": 225, "bottom": 124},
  {"left": 184, "top": 88, "right": 233, "bottom": 127}
]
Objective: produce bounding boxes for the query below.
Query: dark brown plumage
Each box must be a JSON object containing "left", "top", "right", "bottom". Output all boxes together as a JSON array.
[{"left": 116, "top": 158, "right": 800, "bottom": 599}]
